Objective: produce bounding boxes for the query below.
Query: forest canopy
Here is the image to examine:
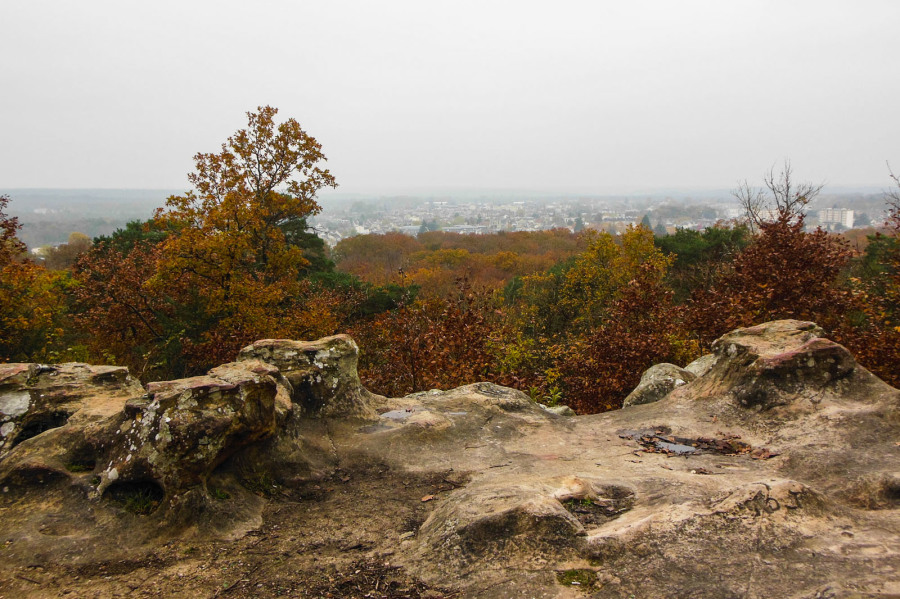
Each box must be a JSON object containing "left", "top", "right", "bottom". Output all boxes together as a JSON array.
[{"left": 2, "top": 109, "right": 899, "bottom": 414}]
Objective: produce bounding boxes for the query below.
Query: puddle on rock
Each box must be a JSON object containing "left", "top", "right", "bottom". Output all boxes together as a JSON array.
[
  {"left": 617, "top": 428, "right": 772, "bottom": 458},
  {"left": 380, "top": 408, "right": 419, "bottom": 421}
]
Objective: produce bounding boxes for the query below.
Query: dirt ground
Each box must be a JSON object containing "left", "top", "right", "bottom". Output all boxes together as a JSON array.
[{"left": 0, "top": 467, "right": 462, "bottom": 599}]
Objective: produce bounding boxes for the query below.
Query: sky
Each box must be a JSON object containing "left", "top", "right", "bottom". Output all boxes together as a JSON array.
[{"left": 2, "top": 0, "right": 899, "bottom": 195}]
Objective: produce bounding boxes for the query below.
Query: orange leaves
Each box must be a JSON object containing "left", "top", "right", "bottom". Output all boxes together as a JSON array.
[
  {"left": 333, "top": 229, "right": 581, "bottom": 294},
  {"left": 70, "top": 108, "right": 341, "bottom": 380},
  {"left": 555, "top": 269, "right": 683, "bottom": 414},
  {"left": 0, "top": 195, "right": 26, "bottom": 267},
  {"left": 150, "top": 107, "right": 338, "bottom": 373},
  {"left": 0, "top": 195, "right": 73, "bottom": 363},
  {"left": 683, "top": 215, "right": 854, "bottom": 345}
]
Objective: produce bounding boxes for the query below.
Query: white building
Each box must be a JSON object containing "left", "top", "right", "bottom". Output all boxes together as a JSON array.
[{"left": 818, "top": 208, "right": 854, "bottom": 229}]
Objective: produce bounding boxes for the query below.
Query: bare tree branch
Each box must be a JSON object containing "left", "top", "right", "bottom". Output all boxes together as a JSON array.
[
  {"left": 732, "top": 179, "right": 766, "bottom": 235},
  {"left": 764, "top": 160, "right": 823, "bottom": 219},
  {"left": 733, "top": 160, "right": 823, "bottom": 232},
  {"left": 887, "top": 161, "right": 900, "bottom": 208}
]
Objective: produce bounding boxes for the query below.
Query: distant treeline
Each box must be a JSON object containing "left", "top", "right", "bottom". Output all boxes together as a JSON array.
[{"left": 2, "top": 109, "right": 899, "bottom": 416}]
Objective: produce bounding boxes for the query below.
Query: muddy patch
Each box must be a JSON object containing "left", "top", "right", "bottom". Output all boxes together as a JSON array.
[{"left": 618, "top": 427, "right": 778, "bottom": 459}]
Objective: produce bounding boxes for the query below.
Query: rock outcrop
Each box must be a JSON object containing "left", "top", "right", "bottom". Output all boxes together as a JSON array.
[
  {"left": 0, "top": 319, "right": 897, "bottom": 599},
  {"left": 237, "top": 334, "right": 374, "bottom": 418},
  {"left": 621, "top": 362, "right": 695, "bottom": 407},
  {"left": 0, "top": 362, "right": 142, "bottom": 460}
]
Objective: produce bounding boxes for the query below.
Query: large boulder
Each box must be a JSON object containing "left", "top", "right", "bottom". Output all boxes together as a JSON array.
[
  {"left": 0, "top": 360, "right": 282, "bottom": 522},
  {"left": 696, "top": 319, "right": 860, "bottom": 411},
  {"left": 237, "top": 334, "right": 374, "bottom": 418},
  {"left": 98, "top": 361, "right": 280, "bottom": 502},
  {"left": 622, "top": 362, "right": 696, "bottom": 407}
]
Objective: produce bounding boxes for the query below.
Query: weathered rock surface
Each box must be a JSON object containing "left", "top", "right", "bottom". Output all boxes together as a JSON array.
[
  {"left": 690, "top": 319, "right": 859, "bottom": 411},
  {"left": 237, "top": 334, "right": 375, "bottom": 418},
  {"left": 100, "top": 361, "right": 280, "bottom": 504},
  {"left": 0, "top": 362, "right": 143, "bottom": 459},
  {"left": 0, "top": 319, "right": 898, "bottom": 599},
  {"left": 684, "top": 352, "right": 717, "bottom": 377},
  {"left": 622, "top": 362, "right": 696, "bottom": 407}
]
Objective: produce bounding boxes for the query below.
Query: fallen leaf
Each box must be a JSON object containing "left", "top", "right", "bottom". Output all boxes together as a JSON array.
[
  {"left": 750, "top": 448, "right": 779, "bottom": 460},
  {"left": 421, "top": 495, "right": 436, "bottom": 503}
]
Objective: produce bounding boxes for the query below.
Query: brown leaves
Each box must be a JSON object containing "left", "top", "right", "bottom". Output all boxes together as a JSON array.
[
  {"left": 619, "top": 429, "right": 778, "bottom": 460},
  {"left": 0, "top": 195, "right": 74, "bottom": 363},
  {"left": 684, "top": 214, "right": 854, "bottom": 345},
  {"left": 354, "top": 279, "right": 501, "bottom": 397},
  {"left": 556, "top": 266, "right": 683, "bottom": 414}
]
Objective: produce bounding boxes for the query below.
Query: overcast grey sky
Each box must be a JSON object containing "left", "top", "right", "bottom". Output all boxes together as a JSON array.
[{"left": 2, "top": 0, "right": 898, "bottom": 194}]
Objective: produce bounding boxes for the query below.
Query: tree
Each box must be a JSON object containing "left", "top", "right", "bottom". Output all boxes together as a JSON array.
[
  {"left": 75, "top": 107, "right": 340, "bottom": 377},
  {"left": 556, "top": 265, "right": 685, "bottom": 414},
  {"left": 0, "top": 195, "right": 74, "bottom": 362},
  {"left": 887, "top": 162, "right": 900, "bottom": 230},
  {"left": 656, "top": 225, "right": 750, "bottom": 302},
  {"left": 557, "top": 227, "right": 672, "bottom": 332},
  {"left": 834, "top": 165, "right": 900, "bottom": 387},
  {"left": 352, "top": 279, "right": 499, "bottom": 396},
  {"left": 40, "top": 232, "right": 92, "bottom": 270},
  {"left": 333, "top": 233, "right": 423, "bottom": 285},
  {"left": 0, "top": 195, "right": 26, "bottom": 265},
  {"left": 684, "top": 212, "right": 852, "bottom": 346},
  {"left": 734, "top": 160, "right": 823, "bottom": 233}
]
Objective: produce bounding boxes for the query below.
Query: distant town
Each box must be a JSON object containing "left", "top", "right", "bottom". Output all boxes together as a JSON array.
[
  {"left": 309, "top": 192, "right": 881, "bottom": 248},
  {"left": 1, "top": 188, "right": 889, "bottom": 251}
]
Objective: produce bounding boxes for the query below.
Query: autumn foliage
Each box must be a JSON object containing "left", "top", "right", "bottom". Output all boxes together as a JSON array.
[
  {"left": 0, "top": 195, "right": 76, "bottom": 362},
  {"left": 71, "top": 107, "right": 342, "bottom": 379},
  {"left": 3, "top": 117, "right": 900, "bottom": 412},
  {"left": 351, "top": 279, "right": 500, "bottom": 397},
  {"left": 684, "top": 213, "right": 854, "bottom": 345}
]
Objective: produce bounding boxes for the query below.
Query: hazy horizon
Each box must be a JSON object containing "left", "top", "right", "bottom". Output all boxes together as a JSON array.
[{"left": 3, "top": 1, "right": 899, "bottom": 192}]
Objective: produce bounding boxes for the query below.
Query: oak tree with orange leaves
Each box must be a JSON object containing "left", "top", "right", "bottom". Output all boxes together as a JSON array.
[{"left": 74, "top": 107, "right": 340, "bottom": 378}]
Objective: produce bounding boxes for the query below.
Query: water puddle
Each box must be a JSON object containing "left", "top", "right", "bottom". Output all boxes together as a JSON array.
[
  {"left": 617, "top": 427, "right": 771, "bottom": 458},
  {"left": 380, "top": 408, "right": 418, "bottom": 421}
]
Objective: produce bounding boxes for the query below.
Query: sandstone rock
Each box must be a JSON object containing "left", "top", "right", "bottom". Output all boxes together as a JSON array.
[
  {"left": 0, "top": 362, "right": 142, "bottom": 459},
  {"left": 413, "top": 475, "right": 636, "bottom": 577},
  {"left": 99, "top": 361, "right": 279, "bottom": 502},
  {"left": 541, "top": 404, "right": 576, "bottom": 416},
  {"left": 622, "top": 362, "right": 696, "bottom": 407},
  {"left": 684, "top": 352, "right": 717, "bottom": 377},
  {"left": 0, "top": 360, "right": 280, "bottom": 524},
  {"left": 0, "top": 320, "right": 898, "bottom": 599},
  {"left": 705, "top": 319, "right": 859, "bottom": 410},
  {"left": 237, "top": 334, "right": 374, "bottom": 417}
]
